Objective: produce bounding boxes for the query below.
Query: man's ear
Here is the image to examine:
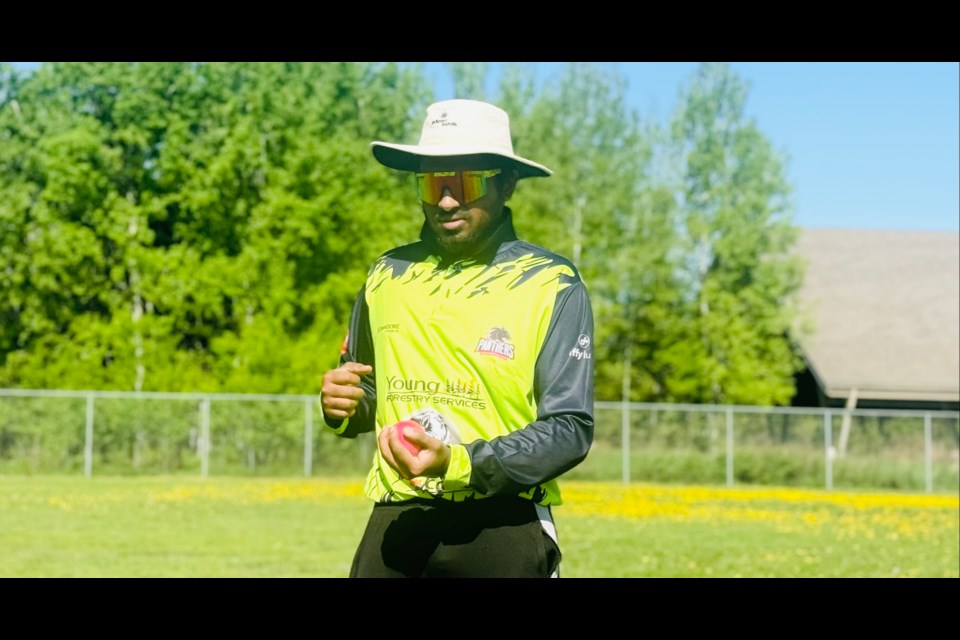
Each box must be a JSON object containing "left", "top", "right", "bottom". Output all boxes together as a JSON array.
[{"left": 501, "top": 170, "right": 519, "bottom": 201}]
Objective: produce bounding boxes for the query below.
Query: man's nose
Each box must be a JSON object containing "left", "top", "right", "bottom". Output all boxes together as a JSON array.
[{"left": 438, "top": 188, "right": 460, "bottom": 211}]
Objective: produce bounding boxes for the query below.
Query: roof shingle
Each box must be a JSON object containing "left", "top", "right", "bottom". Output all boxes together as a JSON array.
[{"left": 793, "top": 228, "right": 959, "bottom": 403}]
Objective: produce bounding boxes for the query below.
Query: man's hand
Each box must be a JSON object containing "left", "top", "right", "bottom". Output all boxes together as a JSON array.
[
  {"left": 320, "top": 362, "right": 373, "bottom": 420},
  {"left": 379, "top": 421, "right": 451, "bottom": 481}
]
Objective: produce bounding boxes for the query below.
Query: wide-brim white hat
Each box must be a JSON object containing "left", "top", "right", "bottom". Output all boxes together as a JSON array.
[{"left": 371, "top": 99, "right": 552, "bottom": 178}]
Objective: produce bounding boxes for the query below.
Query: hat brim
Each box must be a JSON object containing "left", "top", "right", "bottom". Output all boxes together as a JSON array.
[{"left": 371, "top": 142, "right": 552, "bottom": 179}]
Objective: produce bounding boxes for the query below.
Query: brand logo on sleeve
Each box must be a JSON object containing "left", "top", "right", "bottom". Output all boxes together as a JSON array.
[
  {"left": 569, "top": 333, "right": 592, "bottom": 360},
  {"left": 475, "top": 327, "right": 515, "bottom": 360}
]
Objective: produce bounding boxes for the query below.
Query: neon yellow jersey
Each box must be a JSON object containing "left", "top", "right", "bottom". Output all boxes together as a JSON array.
[{"left": 325, "top": 211, "right": 594, "bottom": 506}]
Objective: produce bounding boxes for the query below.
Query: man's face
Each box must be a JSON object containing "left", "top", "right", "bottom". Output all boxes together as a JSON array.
[{"left": 417, "top": 162, "right": 516, "bottom": 258}]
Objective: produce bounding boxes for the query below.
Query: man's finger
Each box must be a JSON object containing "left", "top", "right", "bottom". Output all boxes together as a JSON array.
[
  {"left": 322, "top": 393, "right": 363, "bottom": 411},
  {"left": 322, "top": 383, "right": 365, "bottom": 400},
  {"left": 341, "top": 361, "right": 373, "bottom": 376},
  {"left": 324, "top": 407, "right": 355, "bottom": 420},
  {"left": 379, "top": 425, "right": 399, "bottom": 470}
]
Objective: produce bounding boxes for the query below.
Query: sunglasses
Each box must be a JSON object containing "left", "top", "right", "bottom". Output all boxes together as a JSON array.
[{"left": 416, "top": 169, "right": 501, "bottom": 205}]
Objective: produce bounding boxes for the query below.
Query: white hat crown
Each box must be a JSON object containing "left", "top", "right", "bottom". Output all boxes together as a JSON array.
[{"left": 371, "top": 99, "right": 551, "bottom": 178}]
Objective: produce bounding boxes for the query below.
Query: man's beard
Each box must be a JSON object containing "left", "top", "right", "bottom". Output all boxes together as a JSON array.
[
  {"left": 434, "top": 227, "right": 484, "bottom": 256},
  {"left": 423, "top": 205, "right": 505, "bottom": 259}
]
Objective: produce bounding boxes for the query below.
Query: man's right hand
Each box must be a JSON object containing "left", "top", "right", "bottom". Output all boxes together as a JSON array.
[{"left": 320, "top": 361, "right": 373, "bottom": 420}]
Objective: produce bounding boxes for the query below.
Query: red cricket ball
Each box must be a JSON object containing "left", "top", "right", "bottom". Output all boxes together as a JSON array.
[{"left": 395, "top": 420, "right": 424, "bottom": 455}]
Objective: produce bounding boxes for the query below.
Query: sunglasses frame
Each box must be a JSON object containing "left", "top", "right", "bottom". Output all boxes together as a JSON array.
[{"left": 415, "top": 169, "right": 502, "bottom": 205}]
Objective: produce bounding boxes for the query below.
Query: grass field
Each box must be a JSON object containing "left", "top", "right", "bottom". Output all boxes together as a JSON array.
[{"left": 1, "top": 475, "right": 957, "bottom": 578}]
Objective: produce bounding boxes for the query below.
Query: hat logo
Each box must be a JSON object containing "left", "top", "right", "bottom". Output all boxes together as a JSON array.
[{"left": 429, "top": 111, "right": 458, "bottom": 128}]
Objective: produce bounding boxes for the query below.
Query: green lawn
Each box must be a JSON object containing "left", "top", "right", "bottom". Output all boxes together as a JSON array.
[{"left": 1, "top": 475, "right": 956, "bottom": 578}]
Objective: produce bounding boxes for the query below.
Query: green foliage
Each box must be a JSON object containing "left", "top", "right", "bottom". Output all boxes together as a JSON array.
[
  {"left": 0, "top": 62, "right": 426, "bottom": 393},
  {"left": 1, "top": 62, "right": 807, "bottom": 405},
  {"left": 446, "top": 62, "right": 489, "bottom": 100},
  {"left": 663, "top": 63, "right": 805, "bottom": 404}
]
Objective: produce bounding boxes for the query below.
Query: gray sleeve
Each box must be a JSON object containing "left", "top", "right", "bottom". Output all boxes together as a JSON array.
[
  {"left": 465, "top": 279, "right": 595, "bottom": 495},
  {"left": 323, "top": 283, "right": 377, "bottom": 438}
]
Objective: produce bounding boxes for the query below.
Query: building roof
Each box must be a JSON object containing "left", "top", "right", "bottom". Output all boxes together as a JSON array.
[{"left": 793, "top": 227, "right": 960, "bottom": 404}]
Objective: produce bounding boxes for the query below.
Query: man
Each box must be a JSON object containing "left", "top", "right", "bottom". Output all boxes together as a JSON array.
[{"left": 320, "top": 99, "right": 594, "bottom": 578}]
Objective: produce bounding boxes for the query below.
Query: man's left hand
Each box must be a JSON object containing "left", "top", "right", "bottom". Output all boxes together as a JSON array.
[{"left": 379, "top": 422, "right": 451, "bottom": 481}]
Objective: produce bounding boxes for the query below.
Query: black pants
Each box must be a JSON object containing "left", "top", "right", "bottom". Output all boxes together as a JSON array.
[{"left": 349, "top": 496, "right": 562, "bottom": 578}]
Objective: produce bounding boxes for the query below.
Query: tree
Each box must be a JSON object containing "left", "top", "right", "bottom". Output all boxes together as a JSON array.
[
  {"left": 0, "top": 62, "right": 429, "bottom": 393},
  {"left": 663, "top": 63, "right": 805, "bottom": 405},
  {"left": 447, "top": 63, "right": 488, "bottom": 100}
]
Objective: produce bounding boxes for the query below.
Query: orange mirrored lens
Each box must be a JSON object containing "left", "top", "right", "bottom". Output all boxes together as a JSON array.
[{"left": 417, "top": 170, "right": 500, "bottom": 205}]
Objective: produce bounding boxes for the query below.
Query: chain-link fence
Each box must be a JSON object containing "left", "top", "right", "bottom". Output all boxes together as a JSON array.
[
  {"left": 2, "top": 389, "right": 957, "bottom": 493},
  {"left": 585, "top": 401, "right": 959, "bottom": 493}
]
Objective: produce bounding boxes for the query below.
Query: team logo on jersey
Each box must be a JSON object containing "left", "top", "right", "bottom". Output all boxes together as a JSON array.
[{"left": 475, "top": 327, "right": 515, "bottom": 360}]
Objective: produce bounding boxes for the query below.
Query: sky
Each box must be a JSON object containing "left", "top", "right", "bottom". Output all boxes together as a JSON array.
[
  {"left": 417, "top": 62, "right": 959, "bottom": 233},
  {"left": 8, "top": 61, "right": 959, "bottom": 233}
]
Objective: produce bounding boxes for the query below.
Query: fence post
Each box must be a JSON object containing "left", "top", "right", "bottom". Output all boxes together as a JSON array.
[
  {"left": 304, "top": 398, "right": 313, "bottom": 477},
  {"left": 725, "top": 407, "right": 734, "bottom": 487},
  {"left": 621, "top": 400, "right": 631, "bottom": 484},
  {"left": 84, "top": 393, "right": 95, "bottom": 478},
  {"left": 824, "top": 411, "right": 833, "bottom": 491},
  {"left": 199, "top": 397, "right": 210, "bottom": 478},
  {"left": 924, "top": 412, "right": 932, "bottom": 493}
]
